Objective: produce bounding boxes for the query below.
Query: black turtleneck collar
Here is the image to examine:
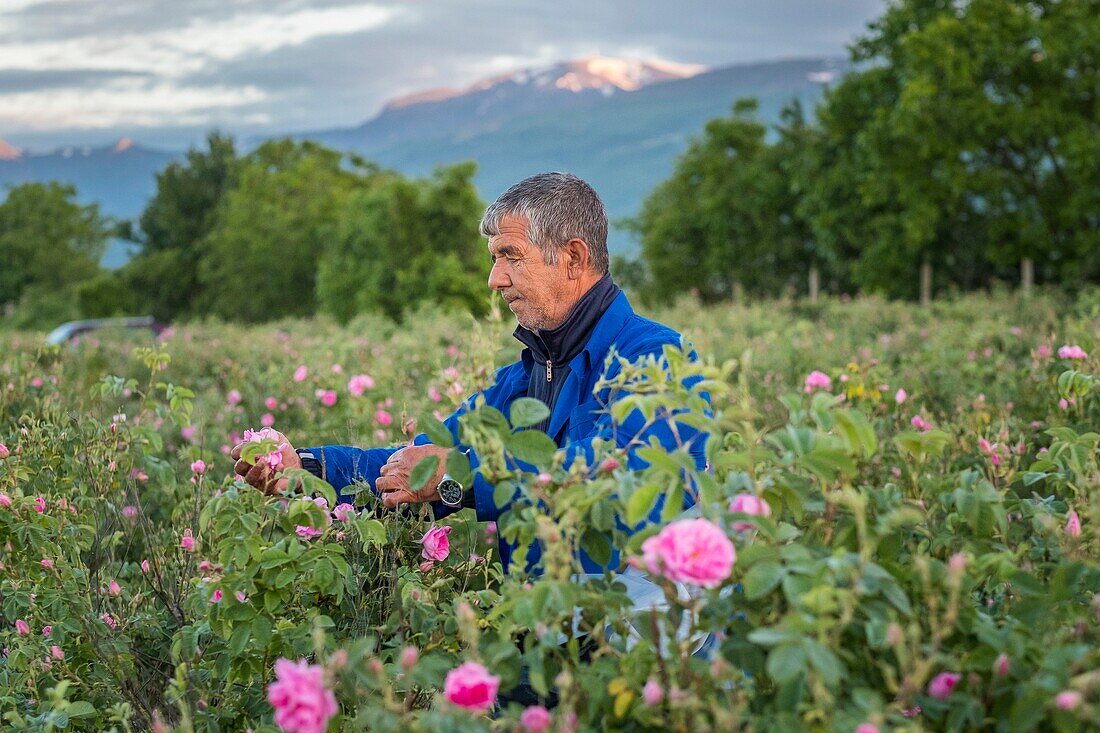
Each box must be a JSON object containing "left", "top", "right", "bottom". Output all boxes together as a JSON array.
[{"left": 513, "top": 272, "right": 620, "bottom": 366}]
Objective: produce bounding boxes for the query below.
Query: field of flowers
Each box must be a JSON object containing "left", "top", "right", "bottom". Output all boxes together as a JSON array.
[{"left": 0, "top": 290, "right": 1097, "bottom": 732}]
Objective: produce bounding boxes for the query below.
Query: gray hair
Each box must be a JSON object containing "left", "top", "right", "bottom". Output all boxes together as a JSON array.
[{"left": 480, "top": 172, "right": 609, "bottom": 274}]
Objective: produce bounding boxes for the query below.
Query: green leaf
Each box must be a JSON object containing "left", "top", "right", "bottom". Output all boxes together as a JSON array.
[
  {"left": 357, "top": 518, "right": 386, "bottom": 548},
  {"left": 445, "top": 449, "right": 474, "bottom": 488},
  {"left": 766, "top": 643, "right": 807, "bottom": 684},
  {"left": 229, "top": 623, "right": 251, "bottom": 656},
  {"left": 506, "top": 430, "right": 558, "bottom": 467},
  {"left": 804, "top": 641, "right": 845, "bottom": 687},
  {"left": 743, "top": 561, "right": 786, "bottom": 600},
  {"left": 66, "top": 702, "right": 96, "bottom": 719},
  {"left": 581, "top": 530, "right": 612, "bottom": 566},
  {"left": 409, "top": 454, "right": 440, "bottom": 492},
  {"left": 420, "top": 415, "right": 454, "bottom": 448},
  {"left": 626, "top": 483, "right": 661, "bottom": 525},
  {"left": 509, "top": 398, "right": 551, "bottom": 429}
]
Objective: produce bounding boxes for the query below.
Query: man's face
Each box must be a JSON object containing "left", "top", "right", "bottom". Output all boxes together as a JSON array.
[{"left": 487, "top": 213, "right": 573, "bottom": 331}]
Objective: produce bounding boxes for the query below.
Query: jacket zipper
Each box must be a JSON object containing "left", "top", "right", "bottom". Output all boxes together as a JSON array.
[{"left": 546, "top": 360, "right": 553, "bottom": 382}]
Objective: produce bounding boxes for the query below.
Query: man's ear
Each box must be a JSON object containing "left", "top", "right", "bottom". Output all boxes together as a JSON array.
[{"left": 563, "top": 238, "right": 590, "bottom": 278}]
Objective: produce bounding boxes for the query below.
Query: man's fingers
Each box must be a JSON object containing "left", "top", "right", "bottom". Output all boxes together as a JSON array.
[
  {"left": 382, "top": 489, "right": 416, "bottom": 509},
  {"left": 244, "top": 463, "right": 267, "bottom": 488},
  {"left": 376, "top": 475, "right": 406, "bottom": 494}
]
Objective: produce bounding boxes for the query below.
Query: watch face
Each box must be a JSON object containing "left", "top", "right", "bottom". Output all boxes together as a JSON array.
[{"left": 438, "top": 478, "right": 464, "bottom": 506}]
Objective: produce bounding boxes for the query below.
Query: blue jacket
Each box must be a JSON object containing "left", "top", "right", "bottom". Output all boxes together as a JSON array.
[{"left": 309, "top": 291, "right": 707, "bottom": 573}]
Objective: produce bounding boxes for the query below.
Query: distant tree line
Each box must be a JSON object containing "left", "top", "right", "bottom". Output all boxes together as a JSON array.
[
  {"left": 628, "top": 0, "right": 1099, "bottom": 304},
  {"left": 0, "top": 137, "right": 488, "bottom": 328}
]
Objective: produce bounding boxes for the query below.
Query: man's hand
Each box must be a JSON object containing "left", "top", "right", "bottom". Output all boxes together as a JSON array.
[
  {"left": 230, "top": 431, "right": 302, "bottom": 495},
  {"left": 377, "top": 444, "right": 451, "bottom": 508}
]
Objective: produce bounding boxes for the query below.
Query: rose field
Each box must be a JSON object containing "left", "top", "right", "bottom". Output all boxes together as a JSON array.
[{"left": 0, "top": 290, "right": 1097, "bottom": 732}]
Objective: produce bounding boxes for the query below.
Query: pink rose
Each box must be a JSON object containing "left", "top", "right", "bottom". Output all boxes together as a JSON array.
[
  {"left": 293, "top": 366, "right": 309, "bottom": 382},
  {"left": 141, "top": 560, "right": 150, "bottom": 574},
  {"left": 421, "top": 525, "right": 453, "bottom": 562},
  {"left": 1057, "top": 345, "right": 1088, "bottom": 360},
  {"left": 347, "top": 374, "right": 374, "bottom": 396},
  {"left": 895, "top": 388, "right": 907, "bottom": 404},
  {"left": 41, "top": 558, "right": 54, "bottom": 570},
  {"left": 0, "top": 494, "right": 10, "bottom": 508},
  {"left": 804, "top": 370, "right": 832, "bottom": 393},
  {"left": 927, "top": 672, "right": 961, "bottom": 700},
  {"left": 210, "top": 589, "right": 222, "bottom": 603},
  {"left": 34, "top": 496, "right": 46, "bottom": 513},
  {"left": 855, "top": 725, "right": 879, "bottom": 733},
  {"left": 1055, "top": 690, "right": 1082, "bottom": 710},
  {"left": 15, "top": 619, "right": 29, "bottom": 636},
  {"left": 191, "top": 459, "right": 206, "bottom": 475},
  {"left": 266, "top": 658, "right": 339, "bottom": 733},
  {"left": 640, "top": 518, "right": 735, "bottom": 588},
  {"left": 227, "top": 390, "right": 242, "bottom": 406},
  {"left": 266, "top": 396, "right": 278, "bottom": 410},
  {"left": 236, "top": 591, "right": 248, "bottom": 603},
  {"left": 262, "top": 413, "right": 276, "bottom": 427},
  {"left": 122, "top": 505, "right": 137, "bottom": 517},
  {"left": 1065, "top": 510, "right": 1081, "bottom": 537},
  {"left": 100, "top": 613, "right": 118, "bottom": 630},
  {"left": 643, "top": 678, "right": 663, "bottom": 706},
  {"left": 520, "top": 705, "right": 552, "bottom": 733},
  {"left": 428, "top": 386, "right": 442, "bottom": 403},
  {"left": 443, "top": 661, "right": 500, "bottom": 713},
  {"left": 108, "top": 579, "right": 121, "bottom": 596},
  {"left": 994, "top": 653, "right": 1010, "bottom": 678},
  {"left": 0, "top": 443, "right": 8, "bottom": 459},
  {"left": 180, "top": 528, "right": 196, "bottom": 552},
  {"left": 333, "top": 503, "right": 356, "bottom": 522},
  {"left": 374, "top": 410, "right": 393, "bottom": 427},
  {"left": 42, "top": 625, "right": 51, "bottom": 637},
  {"left": 296, "top": 525, "right": 323, "bottom": 539},
  {"left": 50, "top": 645, "right": 63, "bottom": 660},
  {"left": 317, "top": 390, "right": 337, "bottom": 407},
  {"left": 728, "top": 493, "right": 771, "bottom": 531},
  {"left": 400, "top": 646, "right": 419, "bottom": 670}
]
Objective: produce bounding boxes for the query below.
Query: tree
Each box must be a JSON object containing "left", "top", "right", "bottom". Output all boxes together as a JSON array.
[
  {"left": 120, "top": 133, "right": 239, "bottom": 320},
  {"left": 636, "top": 99, "right": 813, "bottom": 304},
  {"left": 197, "top": 139, "right": 362, "bottom": 322},
  {"left": 0, "top": 182, "right": 109, "bottom": 310},
  {"left": 316, "top": 162, "right": 488, "bottom": 323}
]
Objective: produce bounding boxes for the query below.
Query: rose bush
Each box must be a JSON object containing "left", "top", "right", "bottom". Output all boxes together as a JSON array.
[{"left": 0, "top": 290, "right": 1097, "bottom": 732}]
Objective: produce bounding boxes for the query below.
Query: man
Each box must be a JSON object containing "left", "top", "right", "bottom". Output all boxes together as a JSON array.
[{"left": 233, "top": 172, "right": 706, "bottom": 573}]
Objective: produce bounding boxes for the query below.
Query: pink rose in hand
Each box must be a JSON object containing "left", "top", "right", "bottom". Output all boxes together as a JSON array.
[
  {"left": 421, "top": 525, "right": 453, "bottom": 562},
  {"left": 443, "top": 661, "right": 500, "bottom": 713}
]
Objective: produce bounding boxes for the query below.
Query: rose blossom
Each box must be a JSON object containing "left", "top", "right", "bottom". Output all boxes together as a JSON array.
[
  {"left": 108, "top": 579, "right": 121, "bottom": 596},
  {"left": 50, "top": 645, "right": 63, "bottom": 660},
  {"left": 34, "top": 497, "right": 46, "bottom": 513},
  {"left": 520, "top": 705, "right": 552, "bottom": 733},
  {"left": 0, "top": 443, "right": 8, "bottom": 459},
  {"left": 180, "top": 528, "right": 196, "bottom": 552},
  {"left": 41, "top": 557, "right": 54, "bottom": 569},
  {"left": 14, "top": 619, "right": 29, "bottom": 636},
  {"left": 1065, "top": 510, "right": 1081, "bottom": 537},
  {"left": 266, "top": 396, "right": 279, "bottom": 410},
  {"left": 1057, "top": 345, "right": 1088, "bottom": 360},
  {"left": 42, "top": 625, "right": 51, "bottom": 636},
  {"left": 443, "top": 661, "right": 500, "bottom": 713},
  {"left": 855, "top": 725, "right": 879, "bottom": 733},
  {"left": 643, "top": 678, "right": 664, "bottom": 706},
  {"left": 266, "top": 657, "right": 339, "bottom": 733},
  {"left": 374, "top": 409, "right": 393, "bottom": 427},
  {"left": 640, "top": 518, "right": 735, "bottom": 588},
  {"left": 729, "top": 493, "right": 772, "bottom": 531},
  {"left": 804, "top": 370, "right": 832, "bottom": 393},
  {"left": 293, "top": 366, "right": 309, "bottom": 382},
  {"left": 0, "top": 494, "right": 10, "bottom": 508},
  {"left": 227, "top": 390, "right": 242, "bottom": 406},
  {"left": 347, "top": 374, "right": 374, "bottom": 396},
  {"left": 421, "top": 525, "right": 453, "bottom": 562},
  {"left": 1055, "top": 690, "right": 1082, "bottom": 710},
  {"left": 141, "top": 560, "right": 150, "bottom": 574},
  {"left": 927, "top": 672, "right": 961, "bottom": 700},
  {"left": 191, "top": 459, "right": 206, "bottom": 475},
  {"left": 400, "top": 646, "right": 419, "bottom": 671},
  {"left": 994, "top": 653, "right": 1010, "bottom": 678},
  {"left": 895, "top": 388, "right": 907, "bottom": 404}
]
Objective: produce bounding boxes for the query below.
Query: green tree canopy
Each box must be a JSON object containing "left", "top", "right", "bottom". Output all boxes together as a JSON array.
[{"left": 0, "top": 182, "right": 109, "bottom": 308}]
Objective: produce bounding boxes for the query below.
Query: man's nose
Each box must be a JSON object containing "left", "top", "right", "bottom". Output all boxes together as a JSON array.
[{"left": 488, "top": 260, "right": 510, "bottom": 291}]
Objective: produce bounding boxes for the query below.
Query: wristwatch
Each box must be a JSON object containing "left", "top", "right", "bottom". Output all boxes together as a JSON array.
[{"left": 437, "top": 473, "right": 465, "bottom": 507}]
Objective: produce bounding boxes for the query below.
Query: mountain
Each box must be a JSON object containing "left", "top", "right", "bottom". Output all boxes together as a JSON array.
[{"left": 0, "top": 55, "right": 846, "bottom": 265}]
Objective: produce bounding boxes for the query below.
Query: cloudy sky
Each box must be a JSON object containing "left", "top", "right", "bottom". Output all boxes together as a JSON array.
[{"left": 0, "top": 0, "right": 884, "bottom": 151}]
